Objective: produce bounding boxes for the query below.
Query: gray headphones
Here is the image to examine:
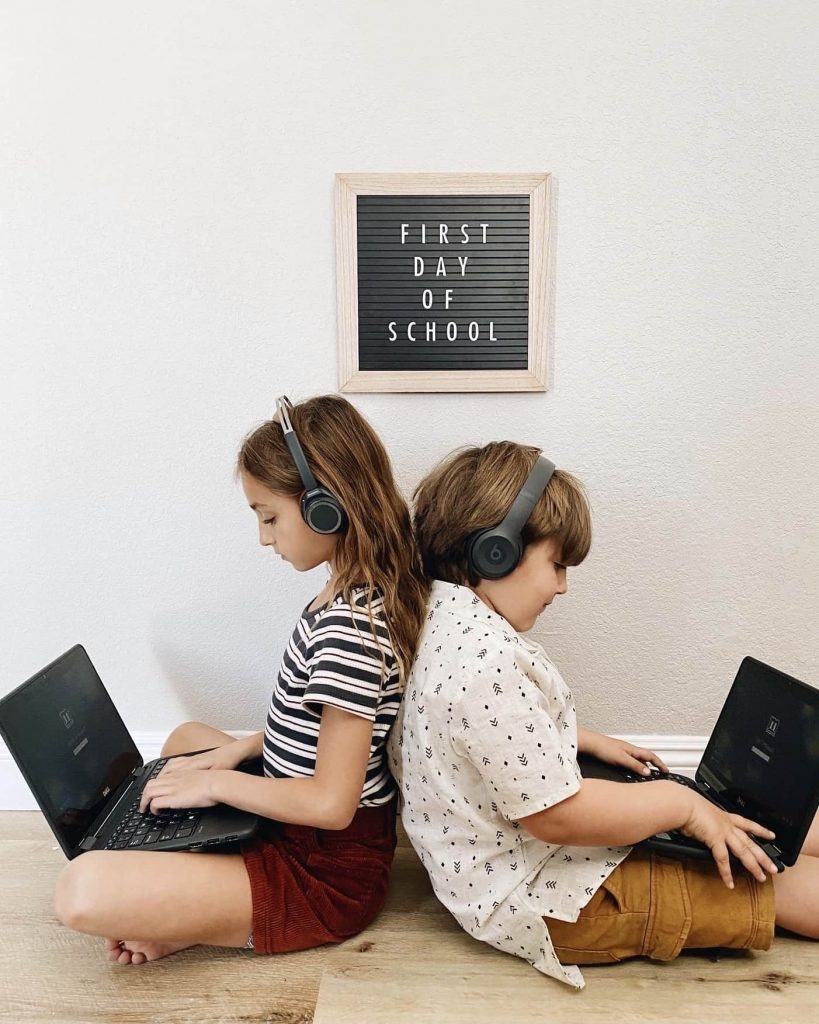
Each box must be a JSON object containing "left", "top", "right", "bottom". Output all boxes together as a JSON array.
[
  {"left": 275, "top": 396, "right": 348, "bottom": 535},
  {"left": 465, "top": 455, "right": 556, "bottom": 579}
]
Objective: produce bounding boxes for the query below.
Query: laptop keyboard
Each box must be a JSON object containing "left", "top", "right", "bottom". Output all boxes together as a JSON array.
[
  {"left": 621, "top": 768, "right": 700, "bottom": 789},
  {"left": 103, "top": 758, "right": 203, "bottom": 850}
]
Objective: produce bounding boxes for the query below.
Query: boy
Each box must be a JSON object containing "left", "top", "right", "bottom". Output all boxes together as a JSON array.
[{"left": 388, "top": 442, "right": 818, "bottom": 990}]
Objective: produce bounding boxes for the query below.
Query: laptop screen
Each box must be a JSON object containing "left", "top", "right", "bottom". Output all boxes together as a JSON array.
[
  {"left": 700, "top": 656, "right": 819, "bottom": 862},
  {"left": 0, "top": 645, "right": 141, "bottom": 855}
]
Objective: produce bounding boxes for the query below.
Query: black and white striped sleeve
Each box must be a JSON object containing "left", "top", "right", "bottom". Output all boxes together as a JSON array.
[{"left": 302, "top": 601, "right": 393, "bottom": 720}]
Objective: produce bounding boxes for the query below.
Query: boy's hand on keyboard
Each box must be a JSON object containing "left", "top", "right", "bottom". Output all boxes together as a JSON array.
[
  {"left": 138, "top": 768, "right": 221, "bottom": 816},
  {"left": 583, "top": 732, "right": 670, "bottom": 775},
  {"left": 680, "top": 792, "right": 779, "bottom": 889}
]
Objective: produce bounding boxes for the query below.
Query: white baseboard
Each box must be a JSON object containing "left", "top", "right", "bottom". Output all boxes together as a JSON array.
[{"left": 0, "top": 733, "right": 707, "bottom": 811}]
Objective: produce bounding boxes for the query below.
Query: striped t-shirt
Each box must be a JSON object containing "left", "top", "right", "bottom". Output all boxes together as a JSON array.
[{"left": 262, "top": 586, "right": 400, "bottom": 806}]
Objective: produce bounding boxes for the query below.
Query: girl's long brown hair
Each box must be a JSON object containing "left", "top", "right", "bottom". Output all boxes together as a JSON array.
[{"left": 234, "top": 394, "right": 429, "bottom": 688}]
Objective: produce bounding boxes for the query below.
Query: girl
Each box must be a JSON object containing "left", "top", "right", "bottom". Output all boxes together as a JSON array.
[
  {"left": 388, "top": 441, "right": 819, "bottom": 990},
  {"left": 54, "top": 394, "right": 429, "bottom": 965}
]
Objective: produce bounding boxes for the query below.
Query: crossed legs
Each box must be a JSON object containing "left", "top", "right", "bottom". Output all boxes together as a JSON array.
[
  {"left": 53, "top": 722, "right": 254, "bottom": 964},
  {"left": 53, "top": 729, "right": 819, "bottom": 961}
]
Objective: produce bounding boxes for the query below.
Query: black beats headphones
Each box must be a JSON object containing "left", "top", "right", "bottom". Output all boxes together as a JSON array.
[
  {"left": 466, "top": 455, "right": 556, "bottom": 579},
  {"left": 275, "top": 396, "right": 348, "bottom": 535}
]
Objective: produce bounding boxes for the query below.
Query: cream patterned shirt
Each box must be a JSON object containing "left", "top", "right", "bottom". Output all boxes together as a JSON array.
[{"left": 387, "top": 579, "right": 631, "bottom": 989}]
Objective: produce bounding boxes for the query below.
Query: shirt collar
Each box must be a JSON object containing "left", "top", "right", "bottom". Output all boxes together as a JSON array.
[
  {"left": 429, "top": 578, "right": 546, "bottom": 657},
  {"left": 430, "top": 578, "right": 515, "bottom": 632}
]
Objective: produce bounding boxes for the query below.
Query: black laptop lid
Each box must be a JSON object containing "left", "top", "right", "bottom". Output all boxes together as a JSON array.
[
  {"left": 698, "top": 656, "right": 819, "bottom": 865},
  {"left": 0, "top": 644, "right": 142, "bottom": 856}
]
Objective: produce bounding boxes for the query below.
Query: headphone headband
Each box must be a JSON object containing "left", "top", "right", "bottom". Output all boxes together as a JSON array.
[
  {"left": 275, "top": 395, "right": 320, "bottom": 493},
  {"left": 274, "top": 395, "right": 347, "bottom": 535},
  {"left": 496, "top": 455, "right": 556, "bottom": 538}
]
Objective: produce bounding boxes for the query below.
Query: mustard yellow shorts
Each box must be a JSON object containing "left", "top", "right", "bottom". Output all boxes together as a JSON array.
[{"left": 544, "top": 849, "right": 776, "bottom": 965}]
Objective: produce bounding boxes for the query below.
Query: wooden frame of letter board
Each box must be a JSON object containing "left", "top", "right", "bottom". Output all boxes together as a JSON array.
[{"left": 335, "top": 172, "right": 554, "bottom": 393}]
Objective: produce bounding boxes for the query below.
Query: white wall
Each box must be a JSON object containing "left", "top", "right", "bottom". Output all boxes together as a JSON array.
[{"left": 1, "top": 0, "right": 817, "bottom": 741}]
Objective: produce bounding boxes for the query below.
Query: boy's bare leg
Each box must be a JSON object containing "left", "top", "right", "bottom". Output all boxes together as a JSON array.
[
  {"left": 798, "top": 807, "right": 819, "bottom": 857},
  {"left": 57, "top": 721, "right": 249, "bottom": 965},
  {"left": 773, "top": 853, "right": 819, "bottom": 938}
]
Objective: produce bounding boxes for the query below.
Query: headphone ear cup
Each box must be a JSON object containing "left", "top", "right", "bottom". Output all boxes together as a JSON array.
[
  {"left": 301, "top": 490, "right": 348, "bottom": 535},
  {"left": 467, "top": 529, "right": 522, "bottom": 580}
]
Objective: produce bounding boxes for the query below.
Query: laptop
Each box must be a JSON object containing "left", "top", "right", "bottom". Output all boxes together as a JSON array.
[
  {"left": 0, "top": 644, "right": 260, "bottom": 860},
  {"left": 577, "top": 656, "right": 819, "bottom": 874}
]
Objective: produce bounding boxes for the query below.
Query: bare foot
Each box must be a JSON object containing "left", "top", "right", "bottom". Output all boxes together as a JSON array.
[{"left": 104, "top": 936, "right": 194, "bottom": 965}]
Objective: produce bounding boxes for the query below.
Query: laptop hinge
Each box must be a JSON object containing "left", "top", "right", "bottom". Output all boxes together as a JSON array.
[
  {"left": 696, "top": 762, "right": 720, "bottom": 793},
  {"left": 82, "top": 767, "right": 142, "bottom": 847}
]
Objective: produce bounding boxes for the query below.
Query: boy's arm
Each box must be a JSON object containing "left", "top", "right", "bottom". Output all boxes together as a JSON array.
[
  {"left": 449, "top": 651, "right": 777, "bottom": 887},
  {"left": 576, "top": 727, "right": 602, "bottom": 755},
  {"left": 519, "top": 777, "right": 694, "bottom": 847},
  {"left": 577, "top": 726, "right": 641, "bottom": 759},
  {"left": 576, "top": 728, "right": 669, "bottom": 774},
  {"left": 518, "top": 777, "right": 780, "bottom": 887}
]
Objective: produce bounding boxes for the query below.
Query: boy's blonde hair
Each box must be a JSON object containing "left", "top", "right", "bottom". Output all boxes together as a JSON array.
[
  {"left": 413, "top": 441, "right": 592, "bottom": 586},
  {"left": 234, "top": 394, "right": 430, "bottom": 688}
]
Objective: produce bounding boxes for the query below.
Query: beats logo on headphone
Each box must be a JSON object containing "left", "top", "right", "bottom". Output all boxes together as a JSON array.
[
  {"left": 466, "top": 455, "right": 556, "bottom": 579},
  {"left": 275, "top": 396, "right": 348, "bottom": 535}
]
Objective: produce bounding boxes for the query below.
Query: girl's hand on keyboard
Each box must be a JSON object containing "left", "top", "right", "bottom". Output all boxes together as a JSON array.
[
  {"left": 583, "top": 732, "right": 670, "bottom": 775},
  {"left": 157, "top": 742, "right": 249, "bottom": 778},
  {"left": 680, "top": 792, "right": 779, "bottom": 888},
  {"left": 138, "top": 768, "right": 220, "bottom": 815}
]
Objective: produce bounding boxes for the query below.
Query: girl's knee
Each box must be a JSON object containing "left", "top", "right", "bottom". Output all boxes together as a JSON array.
[
  {"left": 54, "top": 853, "right": 106, "bottom": 931},
  {"left": 160, "top": 721, "right": 205, "bottom": 758}
]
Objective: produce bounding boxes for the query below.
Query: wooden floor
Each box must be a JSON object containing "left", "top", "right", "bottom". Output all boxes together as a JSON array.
[{"left": 1, "top": 812, "right": 817, "bottom": 1023}]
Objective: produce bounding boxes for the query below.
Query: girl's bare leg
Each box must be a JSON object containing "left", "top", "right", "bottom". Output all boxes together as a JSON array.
[
  {"left": 159, "top": 720, "right": 238, "bottom": 762},
  {"left": 55, "top": 721, "right": 250, "bottom": 965},
  {"left": 54, "top": 847, "right": 254, "bottom": 962}
]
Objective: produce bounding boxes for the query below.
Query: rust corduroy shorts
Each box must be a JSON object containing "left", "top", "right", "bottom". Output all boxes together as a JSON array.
[
  {"left": 544, "top": 848, "right": 776, "bottom": 965},
  {"left": 239, "top": 796, "right": 397, "bottom": 954}
]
